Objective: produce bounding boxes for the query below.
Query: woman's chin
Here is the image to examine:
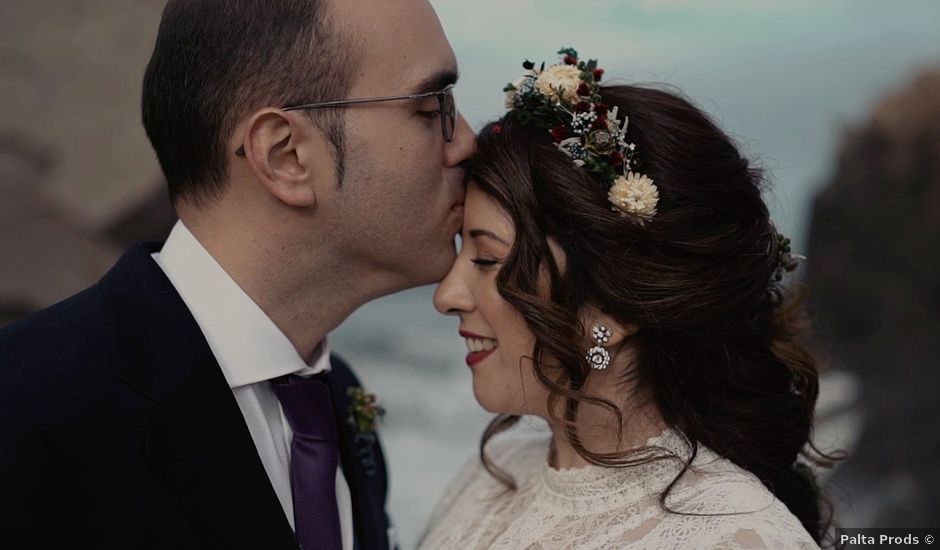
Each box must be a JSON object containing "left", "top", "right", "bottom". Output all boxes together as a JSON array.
[{"left": 472, "top": 383, "right": 509, "bottom": 414}]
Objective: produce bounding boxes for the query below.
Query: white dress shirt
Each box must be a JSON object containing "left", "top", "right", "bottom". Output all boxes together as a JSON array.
[{"left": 152, "top": 220, "right": 354, "bottom": 550}]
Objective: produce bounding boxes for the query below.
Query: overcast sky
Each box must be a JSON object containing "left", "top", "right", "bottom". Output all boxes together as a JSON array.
[{"left": 432, "top": 0, "right": 940, "bottom": 250}]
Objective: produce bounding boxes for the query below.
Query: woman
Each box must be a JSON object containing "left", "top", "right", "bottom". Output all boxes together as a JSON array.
[{"left": 419, "top": 49, "right": 844, "bottom": 549}]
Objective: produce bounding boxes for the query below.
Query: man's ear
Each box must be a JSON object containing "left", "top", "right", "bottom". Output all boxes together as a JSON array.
[
  {"left": 581, "top": 307, "right": 638, "bottom": 349},
  {"left": 237, "top": 108, "right": 320, "bottom": 207}
]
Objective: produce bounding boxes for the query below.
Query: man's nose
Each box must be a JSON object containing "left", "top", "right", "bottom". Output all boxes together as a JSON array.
[{"left": 444, "top": 112, "right": 476, "bottom": 167}]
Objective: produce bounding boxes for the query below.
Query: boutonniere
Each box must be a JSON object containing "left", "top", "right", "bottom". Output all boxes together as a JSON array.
[
  {"left": 346, "top": 387, "right": 386, "bottom": 477},
  {"left": 347, "top": 387, "right": 386, "bottom": 434}
]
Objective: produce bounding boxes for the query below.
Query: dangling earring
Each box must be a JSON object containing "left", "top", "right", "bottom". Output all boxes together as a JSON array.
[{"left": 586, "top": 323, "right": 613, "bottom": 370}]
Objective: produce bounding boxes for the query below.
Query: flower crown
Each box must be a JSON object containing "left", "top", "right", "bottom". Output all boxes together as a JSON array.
[
  {"left": 503, "top": 47, "right": 658, "bottom": 224},
  {"left": 502, "top": 48, "right": 806, "bottom": 289}
]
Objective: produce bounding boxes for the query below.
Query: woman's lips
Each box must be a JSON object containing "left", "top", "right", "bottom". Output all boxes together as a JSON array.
[
  {"left": 459, "top": 330, "right": 498, "bottom": 368},
  {"left": 466, "top": 348, "right": 495, "bottom": 367}
]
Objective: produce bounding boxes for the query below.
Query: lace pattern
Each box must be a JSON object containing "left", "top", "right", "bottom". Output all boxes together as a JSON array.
[{"left": 418, "top": 425, "right": 820, "bottom": 549}]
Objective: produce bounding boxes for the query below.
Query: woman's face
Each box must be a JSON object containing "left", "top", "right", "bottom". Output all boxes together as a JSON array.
[{"left": 433, "top": 183, "right": 549, "bottom": 415}]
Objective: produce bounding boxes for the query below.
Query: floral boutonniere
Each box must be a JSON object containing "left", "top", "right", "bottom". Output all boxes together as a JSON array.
[
  {"left": 347, "top": 387, "right": 386, "bottom": 435},
  {"left": 346, "top": 387, "right": 386, "bottom": 477}
]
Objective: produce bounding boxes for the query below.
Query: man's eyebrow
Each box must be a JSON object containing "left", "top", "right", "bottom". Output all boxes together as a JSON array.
[
  {"left": 409, "top": 69, "right": 459, "bottom": 95},
  {"left": 468, "top": 229, "right": 509, "bottom": 246}
]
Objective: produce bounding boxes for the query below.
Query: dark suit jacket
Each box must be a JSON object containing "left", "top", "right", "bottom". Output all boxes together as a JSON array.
[{"left": 0, "top": 242, "right": 394, "bottom": 550}]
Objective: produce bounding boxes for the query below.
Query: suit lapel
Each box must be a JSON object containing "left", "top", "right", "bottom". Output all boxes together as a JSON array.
[{"left": 103, "top": 242, "right": 297, "bottom": 550}]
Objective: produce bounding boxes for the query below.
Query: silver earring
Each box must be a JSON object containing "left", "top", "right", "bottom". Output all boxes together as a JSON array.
[{"left": 586, "top": 323, "right": 613, "bottom": 370}]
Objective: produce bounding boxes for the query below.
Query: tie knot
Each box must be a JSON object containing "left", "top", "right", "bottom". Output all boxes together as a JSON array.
[{"left": 270, "top": 373, "right": 338, "bottom": 442}]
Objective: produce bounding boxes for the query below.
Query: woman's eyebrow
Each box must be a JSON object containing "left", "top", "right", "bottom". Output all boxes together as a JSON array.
[{"left": 468, "top": 229, "right": 509, "bottom": 246}]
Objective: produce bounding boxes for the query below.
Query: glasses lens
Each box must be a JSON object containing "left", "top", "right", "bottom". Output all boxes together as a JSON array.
[{"left": 442, "top": 89, "right": 456, "bottom": 142}]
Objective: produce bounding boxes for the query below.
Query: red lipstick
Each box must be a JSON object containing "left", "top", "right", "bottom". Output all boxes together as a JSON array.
[
  {"left": 460, "top": 330, "right": 497, "bottom": 368},
  {"left": 466, "top": 349, "right": 495, "bottom": 368}
]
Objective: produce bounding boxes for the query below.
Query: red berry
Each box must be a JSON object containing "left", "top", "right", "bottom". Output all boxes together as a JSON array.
[{"left": 550, "top": 125, "right": 568, "bottom": 142}]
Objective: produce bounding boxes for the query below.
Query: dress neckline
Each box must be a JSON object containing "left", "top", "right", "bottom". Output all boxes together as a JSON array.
[{"left": 536, "top": 426, "right": 720, "bottom": 511}]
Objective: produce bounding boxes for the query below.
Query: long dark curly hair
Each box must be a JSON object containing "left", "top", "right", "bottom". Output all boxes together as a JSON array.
[{"left": 469, "top": 84, "right": 847, "bottom": 547}]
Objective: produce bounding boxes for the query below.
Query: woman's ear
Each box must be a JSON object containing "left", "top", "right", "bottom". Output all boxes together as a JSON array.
[
  {"left": 238, "top": 108, "right": 318, "bottom": 207},
  {"left": 581, "top": 307, "right": 638, "bottom": 349}
]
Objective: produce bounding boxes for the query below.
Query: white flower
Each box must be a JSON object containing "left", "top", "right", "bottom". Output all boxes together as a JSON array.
[
  {"left": 608, "top": 172, "right": 659, "bottom": 224},
  {"left": 571, "top": 111, "right": 597, "bottom": 136},
  {"left": 535, "top": 64, "right": 582, "bottom": 104},
  {"left": 607, "top": 106, "right": 628, "bottom": 137}
]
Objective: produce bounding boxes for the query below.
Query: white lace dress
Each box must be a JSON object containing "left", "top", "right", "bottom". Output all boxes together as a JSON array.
[{"left": 418, "top": 425, "right": 821, "bottom": 549}]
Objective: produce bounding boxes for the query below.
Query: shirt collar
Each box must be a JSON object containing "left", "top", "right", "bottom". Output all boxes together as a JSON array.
[{"left": 152, "top": 220, "right": 330, "bottom": 388}]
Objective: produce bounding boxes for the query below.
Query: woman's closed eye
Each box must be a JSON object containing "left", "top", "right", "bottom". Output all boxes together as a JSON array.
[{"left": 471, "top": 257, "right": 500, "bottom": 270}]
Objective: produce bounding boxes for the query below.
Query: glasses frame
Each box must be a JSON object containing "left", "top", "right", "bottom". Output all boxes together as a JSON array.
[{"left": 235, "top": 83, "right": 456, "bottom": 156}]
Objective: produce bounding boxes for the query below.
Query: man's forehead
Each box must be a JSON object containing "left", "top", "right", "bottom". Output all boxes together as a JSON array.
[{"left": 336, "top": 0, "right": 457, "bottom": 94}]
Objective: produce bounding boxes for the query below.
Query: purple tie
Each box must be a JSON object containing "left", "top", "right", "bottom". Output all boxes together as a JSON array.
[{"left": 271, "top": 373, "right": 343, "bottom": 550}]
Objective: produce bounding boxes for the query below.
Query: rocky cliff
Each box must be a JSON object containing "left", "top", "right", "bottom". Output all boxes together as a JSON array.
[{"left": 807, "top": 67, "right": 940, "bottom": 527}]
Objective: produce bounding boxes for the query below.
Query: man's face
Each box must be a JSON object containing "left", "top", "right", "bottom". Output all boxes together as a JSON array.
[{"left": 322, "top": 0, "right": 475, "bottom": 291}]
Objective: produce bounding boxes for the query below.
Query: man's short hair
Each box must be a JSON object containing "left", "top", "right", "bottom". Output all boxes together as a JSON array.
[{"left": 142, "top": 0, "right": 360, "bottom": 205}]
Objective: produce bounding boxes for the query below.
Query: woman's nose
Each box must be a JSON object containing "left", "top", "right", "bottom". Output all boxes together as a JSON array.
[{"left": 433, "top": 262, "right": 473, "bottom": 316}]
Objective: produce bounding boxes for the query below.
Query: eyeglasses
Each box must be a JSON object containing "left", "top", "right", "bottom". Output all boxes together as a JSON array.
[{"left": 235, "top": 83, "right": 457, "bottom": 156}]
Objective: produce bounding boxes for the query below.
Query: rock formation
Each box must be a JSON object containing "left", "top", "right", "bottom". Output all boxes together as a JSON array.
[{"left": 807, "top": 67, "right": 940, "bottom": 528}]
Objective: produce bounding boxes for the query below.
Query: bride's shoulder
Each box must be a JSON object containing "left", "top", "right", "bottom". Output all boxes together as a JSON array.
[
  {"left": 662, "top": 450, "right": 820, "bottom": 548},
  {"left": 672, "top": 450, "right": 784, "bottom": 514},
  {"left": 673, "top": 450, "right": 772, "bottom": 504}
]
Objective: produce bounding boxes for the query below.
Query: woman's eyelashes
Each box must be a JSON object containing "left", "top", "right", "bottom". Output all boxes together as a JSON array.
[{"left": 471, "top": 257, "right": 500, "bottom": 270}]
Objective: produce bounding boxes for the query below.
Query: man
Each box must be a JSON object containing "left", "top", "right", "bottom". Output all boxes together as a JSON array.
[{"left": 0, "top": 0, "right": 474, "bottom": 548}]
